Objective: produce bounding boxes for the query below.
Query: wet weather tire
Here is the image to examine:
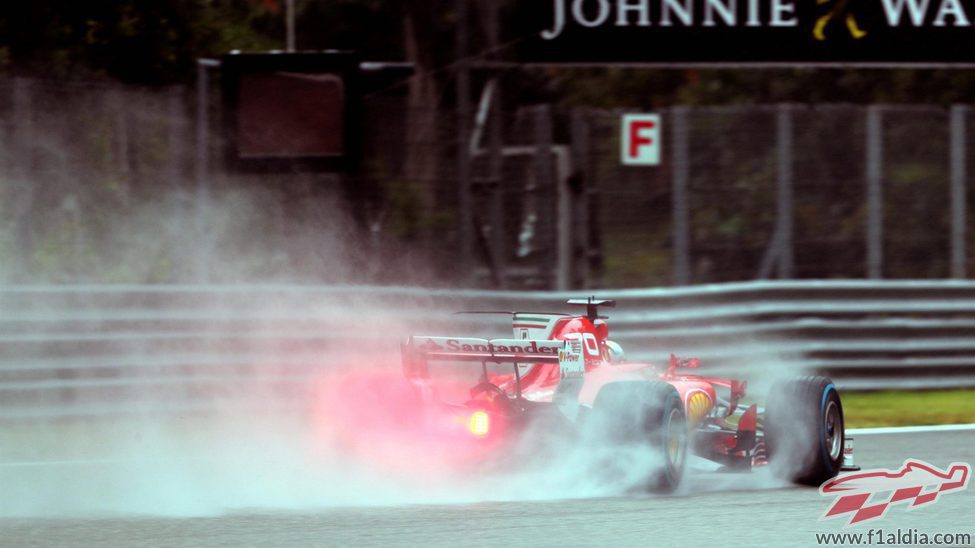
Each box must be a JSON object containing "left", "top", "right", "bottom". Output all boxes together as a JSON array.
[
  {"left": 591, "top": 381, "right": 687, "bottom": 493},
  {"left": 765, "top": 375, "right": 845, "bottom": 486}
]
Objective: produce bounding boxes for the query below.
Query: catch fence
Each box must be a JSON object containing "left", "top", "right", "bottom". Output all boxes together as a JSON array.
[{"left": 1, "top": 76, "right": 972, "bottom": 289}]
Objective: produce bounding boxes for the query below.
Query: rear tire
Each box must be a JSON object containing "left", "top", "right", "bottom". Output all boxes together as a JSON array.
[
  {"left": 765, "top": 375, "right": 844, "bottom": 486},
  {"left": 591, "top": 381, "right": 687, "bottom": 493}
]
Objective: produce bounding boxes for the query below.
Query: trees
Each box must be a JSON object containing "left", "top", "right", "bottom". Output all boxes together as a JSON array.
[{"left": 0, "top": 0, "right": 280, "bottom": 83}]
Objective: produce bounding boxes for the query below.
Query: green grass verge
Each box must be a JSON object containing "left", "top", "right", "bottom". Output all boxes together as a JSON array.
[{"left": 842, "top": 389, "right": 975, "bottom": 428}]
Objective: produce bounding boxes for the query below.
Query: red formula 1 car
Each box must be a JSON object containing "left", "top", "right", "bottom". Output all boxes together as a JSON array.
[{"left": 401, "top": 298, "right": 858, "bottom": 492}]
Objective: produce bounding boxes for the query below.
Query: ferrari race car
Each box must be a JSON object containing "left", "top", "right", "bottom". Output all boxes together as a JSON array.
[{"left": 401, "top": 298, "right": 859, "bottom": 492}]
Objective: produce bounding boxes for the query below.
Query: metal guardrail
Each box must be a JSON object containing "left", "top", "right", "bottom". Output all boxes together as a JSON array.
[{"left": 2, "top": 281, "right": 975, "bottom": 419}]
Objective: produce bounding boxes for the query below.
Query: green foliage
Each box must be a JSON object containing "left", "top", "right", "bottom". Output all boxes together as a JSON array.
[
  {"left": 0, "top": 0, "right": 281, "bottom": 84},
  {"left": 602, "top": 239, "right": 671, "bottom": 288},
  {"left": 294, "top": 0, "right": 403, "bottom": 58},
  {"left": 843, "top": 390, "right": 975, "bottom": 427},
  {"left": 4, "top": 1, "right": 975, "bottom": 287}
]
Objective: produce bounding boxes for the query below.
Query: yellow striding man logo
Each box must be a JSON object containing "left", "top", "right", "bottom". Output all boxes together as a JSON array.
[{"left": 814, "top": 0, "right": 868, "bottom": 41}]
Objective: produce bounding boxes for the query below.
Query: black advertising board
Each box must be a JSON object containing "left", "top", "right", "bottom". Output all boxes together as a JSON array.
[
  {"left": 221, "top": 51, "right": 361, "bottom": 173},
  {"left": 508, "top": 0, "right": 975, "bottom": 65}
]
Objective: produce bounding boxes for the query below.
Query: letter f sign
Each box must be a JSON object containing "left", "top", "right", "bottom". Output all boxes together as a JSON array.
[{"left": 622, "top": 114, "right": 661, "bottom": 166}]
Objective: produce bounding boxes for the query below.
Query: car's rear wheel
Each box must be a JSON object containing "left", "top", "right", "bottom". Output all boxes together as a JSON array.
[
  {"left": 591, "top": 381, "right": 687, "bottom": 493},
  {"left": 765, "top": 375, "right": 845, "bottom": 486}
]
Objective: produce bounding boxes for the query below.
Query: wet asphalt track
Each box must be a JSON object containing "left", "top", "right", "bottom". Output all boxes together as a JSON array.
[{"left": 2, "top": 428, "right": 973, "bottom": 547}]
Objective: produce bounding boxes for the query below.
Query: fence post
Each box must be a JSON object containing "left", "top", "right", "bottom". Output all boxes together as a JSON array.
[
  {"left": 455, "top": 0, "right": 473, "bottom": 280},
  {"left": 671, "top": 105, "right": 691, "bottom": 286},
  {"left": 488, "top": 83, "right": 506, "bottom": 288},
  {"left": 195, "top": 59, "right": 217, "bottom": 283},
  {"left": 286, "top": 0, "right": 296, "bottom": 52},
  {"left": 533, "top": 105, "right": 561, "bottom": 289},
  {"left": 776, "top": 104, "right": 795, "bottom": 279},
  {"left": 571, "top": 107, "right": 592, "bottom": 288},
  {"left": 866, "top": 105, "right": 884, "bottom": 279},
  {"left": 114, "top": 89, "right": 131, "bottom": 193},
  {"left": 950, "top": 104, "right": 968, "bottom": 279},
  {"left": 167, "top": 87, "right": 184, "bottom": 188},
  {"left": 12, "top": 78, "right": 34, "bottom": 282}
]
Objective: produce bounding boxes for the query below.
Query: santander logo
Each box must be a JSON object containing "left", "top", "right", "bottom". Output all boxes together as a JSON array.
[{"left": 819, "top": 459, "right": 971, "bottom": 526}]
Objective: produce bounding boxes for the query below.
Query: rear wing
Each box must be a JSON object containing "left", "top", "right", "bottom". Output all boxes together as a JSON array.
[{"left": 401, "top": 336, "right": 581, "bottom": 381}]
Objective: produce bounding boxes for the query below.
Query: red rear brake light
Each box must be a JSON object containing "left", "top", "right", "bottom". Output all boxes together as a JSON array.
[{"left": 468, "top": 411, "right": 490, "bottom": 437}]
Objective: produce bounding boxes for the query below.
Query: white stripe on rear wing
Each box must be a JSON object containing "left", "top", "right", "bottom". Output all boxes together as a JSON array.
[{"left": 408, "top": 336, "right": 562, "bottom": 362}]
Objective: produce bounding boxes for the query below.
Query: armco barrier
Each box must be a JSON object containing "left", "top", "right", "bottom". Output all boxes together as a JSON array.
[{"left": 2, "top": 281, "right": 975, "bottom": 419}]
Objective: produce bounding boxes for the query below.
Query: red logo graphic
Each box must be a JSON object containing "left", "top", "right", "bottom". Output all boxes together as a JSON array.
[
  {"left": 819, "top": 459, "right": 971, "bottom": 526},
  {"left": 628, "top": 120, "right": 656, "bottom": 159},
  {"left": 621, "top": 114, "right": 661, "bottom": 166}
]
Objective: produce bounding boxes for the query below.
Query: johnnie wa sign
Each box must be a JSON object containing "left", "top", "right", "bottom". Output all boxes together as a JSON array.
[{"left": 510, "top": 0, "right": 975, "bottom": 64}]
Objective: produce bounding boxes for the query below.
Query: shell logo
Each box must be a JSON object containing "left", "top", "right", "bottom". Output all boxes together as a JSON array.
[{"left": 685, "top": 390, "right": 713, "bottom": 425}]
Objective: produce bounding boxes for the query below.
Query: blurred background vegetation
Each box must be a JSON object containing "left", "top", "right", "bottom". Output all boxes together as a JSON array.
[{"left": 2, "top": 1, "right": 974, "bottom": 286}]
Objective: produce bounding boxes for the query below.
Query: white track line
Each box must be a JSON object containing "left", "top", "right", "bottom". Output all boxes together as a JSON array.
[
  {"left": 0, "top": 459, "right": 124, "bottom": 467},
  {"left": 0, "top": 456, "right": 212, "bottom": 467},
  {"left": 3, "top": 425, "right": 973, "bottom": 468},
  {"left": 847, "top": 423, "right": 975, "bottom": 435}
]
